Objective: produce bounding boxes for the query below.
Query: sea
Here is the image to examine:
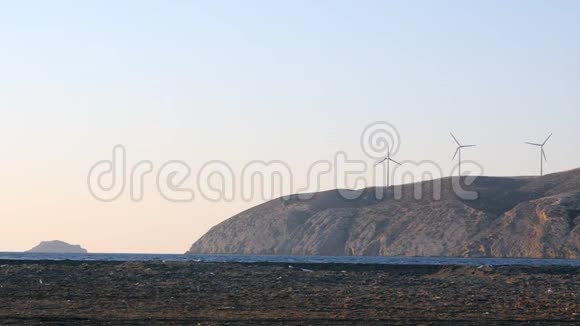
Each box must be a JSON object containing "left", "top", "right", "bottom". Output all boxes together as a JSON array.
[{"left": 0, "top": 252, "right": 578, "bottom": 266}]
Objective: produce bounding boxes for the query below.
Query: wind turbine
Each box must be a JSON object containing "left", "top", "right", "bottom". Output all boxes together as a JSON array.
[
  {"left": 375, "top": 149, "right": 401, "bottom": 188},
  {"left": 526, "top": 133, "right": 552, "bottom": 176},
  {"left": 451, "top": 133, "right": 476, "bottom": 177}
]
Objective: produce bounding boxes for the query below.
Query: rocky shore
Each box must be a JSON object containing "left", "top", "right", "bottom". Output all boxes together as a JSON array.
[{"left": 0, "top": 260, "right": 577, "bottom": 324}]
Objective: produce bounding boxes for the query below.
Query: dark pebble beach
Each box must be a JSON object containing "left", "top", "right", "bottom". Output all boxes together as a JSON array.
[{"left": 0, "top": 260, "right": 578, "bottom": 324}]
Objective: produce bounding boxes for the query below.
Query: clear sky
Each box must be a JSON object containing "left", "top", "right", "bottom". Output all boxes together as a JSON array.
[{"left": 1, "top": 1, "right": 579, "bottom": 253}]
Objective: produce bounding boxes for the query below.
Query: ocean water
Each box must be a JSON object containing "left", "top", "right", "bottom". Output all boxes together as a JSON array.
[{"left": 0, "top": 252, "right": 578, "bottom": 266}]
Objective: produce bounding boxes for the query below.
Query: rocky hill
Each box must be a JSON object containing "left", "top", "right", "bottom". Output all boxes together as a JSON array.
[
  {"left": 27, "top": 240, "right": 88, "bottom": 254},
  {"left": 187, "top": 169, "right": 580, "bottom": 258}
]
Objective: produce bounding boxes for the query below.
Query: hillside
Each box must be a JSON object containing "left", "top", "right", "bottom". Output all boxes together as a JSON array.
[{"left": 187, "top": 169, "right": 580, "bottom": 258}]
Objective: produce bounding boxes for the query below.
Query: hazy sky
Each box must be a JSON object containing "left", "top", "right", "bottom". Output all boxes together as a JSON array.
[{"left": 1, "top": 1, "right": 579, "bottom": 253}]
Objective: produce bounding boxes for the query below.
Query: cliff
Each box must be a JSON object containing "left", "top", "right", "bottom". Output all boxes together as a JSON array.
[{"left": 188, "top": 169, "right": 580, "bottom": 258}]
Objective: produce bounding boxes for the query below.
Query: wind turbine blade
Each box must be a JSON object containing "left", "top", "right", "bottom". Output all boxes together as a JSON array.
[
  {"left": 450, "top": 133, "right": 461, "bottom": 146},
  {"left": 461, "top": 145, "right": 476, "bottom": 148},
  {"left": 452, "top": 147, "right": 460, "bottom": 160},
  {"left": 526, "top": 142, "right": 541, "bottom": 146},
  {"left": 375, "top": 158, "right": 387, "bottom": 166},
  {"left": 389, "top": 158, "right": 402, "bottom": 165},
  {"left": 542, "top": 133, "right": 552, "bottom": 146},
  {"left": 542, "top": 149, "right": 548, "bottom": 162}
]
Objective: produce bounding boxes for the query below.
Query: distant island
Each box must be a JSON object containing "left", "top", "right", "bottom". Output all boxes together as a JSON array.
[
  {"left": 188, "top": 168, "right": 580, "bottom": 259},
  {"left": 27, "top": 240, "right": 88, "bottom": 254}
]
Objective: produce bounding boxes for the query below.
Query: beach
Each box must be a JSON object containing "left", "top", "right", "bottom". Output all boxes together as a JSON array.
[{"left": 0, "top": 260, "right": 577, "bottom": 324}]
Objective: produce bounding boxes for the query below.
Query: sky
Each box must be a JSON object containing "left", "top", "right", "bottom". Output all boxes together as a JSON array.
[{"left": 0, "top": 1, "right": 579, "bottom": 253}]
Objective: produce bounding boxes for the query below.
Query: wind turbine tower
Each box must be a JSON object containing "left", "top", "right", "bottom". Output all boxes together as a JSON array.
[
  {"left": 451, "top": 133, "right": 476, "bottom": 177},
  {"left": 526, "top": 133, "right": 552, "bottom": 176},
  {"left": 375, "top": 149, "right": 402, "bottom": 188}
]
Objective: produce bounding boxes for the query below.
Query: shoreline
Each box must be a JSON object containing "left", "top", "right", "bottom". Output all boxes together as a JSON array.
[
  {"left": 1, "top": 258, "right": 580, "bottom": 268},
  {"left": 0, "top": 261, "right": 578, "bottom": 324},
  {"left": 1, "top": 253, "right": 579, "bottom": 267}
]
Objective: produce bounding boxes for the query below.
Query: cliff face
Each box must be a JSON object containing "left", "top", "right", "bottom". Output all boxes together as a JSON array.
[
  {"left": 27, "top": 240, "right": 88, "bottom": 254},
  {"left": 188, "top": 169, "right": 580, "bottom": 258}
]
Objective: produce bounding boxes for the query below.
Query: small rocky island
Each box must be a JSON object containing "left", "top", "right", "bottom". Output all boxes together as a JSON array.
[{"left": 27, "top": 240, "right": 87, "bottom": 254}]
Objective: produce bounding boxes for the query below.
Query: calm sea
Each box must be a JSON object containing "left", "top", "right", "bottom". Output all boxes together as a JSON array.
[{"left": 0, "top": 252, "right": 578, "bottom": 266}]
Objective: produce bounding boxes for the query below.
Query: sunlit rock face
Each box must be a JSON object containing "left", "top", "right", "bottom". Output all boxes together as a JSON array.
[{"left": 188, "top": 169, "right": 580, "bottom": 259}]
